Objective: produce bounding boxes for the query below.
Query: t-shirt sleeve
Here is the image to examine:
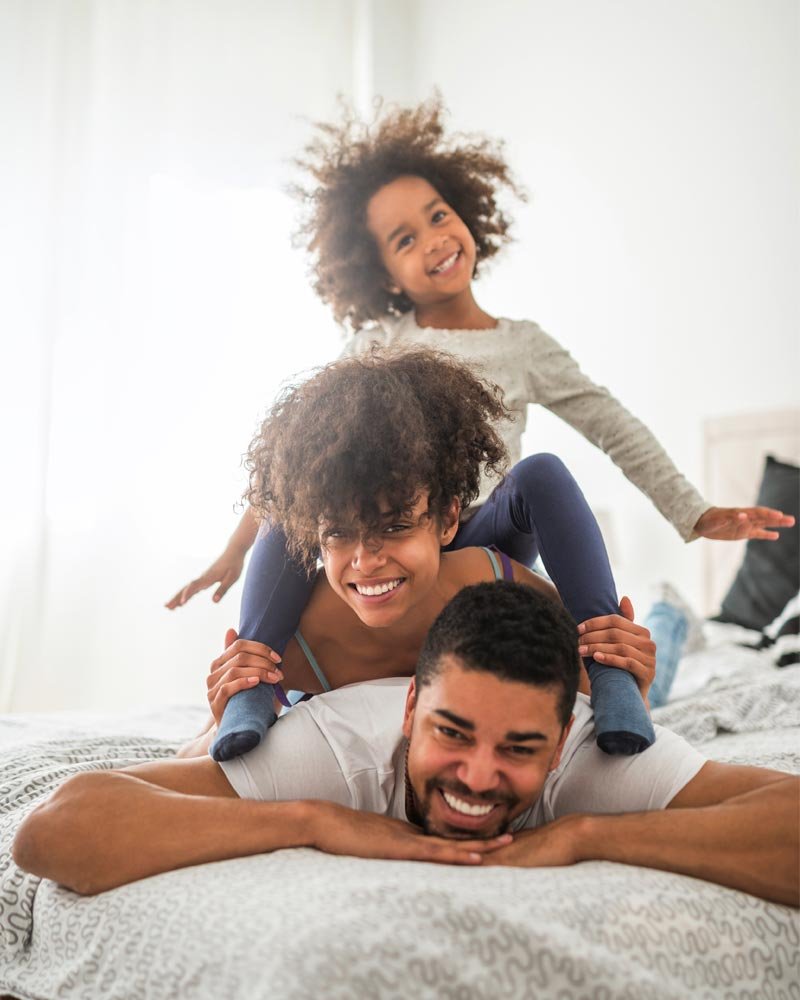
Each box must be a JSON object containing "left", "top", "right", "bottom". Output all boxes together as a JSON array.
[
  {"left": 523, "top": 324, "right": 710, "bottom": 541},
  {"left": 218, "top": 704, "right": 357, "bottom": 808},
  {"left": 537, "top": 724, "right": 706, "bottom": 822}
]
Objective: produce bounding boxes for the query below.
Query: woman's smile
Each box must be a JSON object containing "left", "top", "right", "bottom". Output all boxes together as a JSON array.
[{"left": 348, "top": 577, "right": 407, "bottom": 603}]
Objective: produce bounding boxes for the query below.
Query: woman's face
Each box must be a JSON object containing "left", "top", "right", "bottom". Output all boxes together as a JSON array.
[
  {"left": 319, "top": 492, "right": 459, "bottom": 629},
  {"left": 365, "top": 176, "right": 477, "bottom": 310}
]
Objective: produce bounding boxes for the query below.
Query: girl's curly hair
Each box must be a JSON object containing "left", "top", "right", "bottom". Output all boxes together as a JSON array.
[
  {"left": 244, "top": 348, "right": 510, "bottom": 568},
  {"left": 292, "top": 95, "right": 525, "bottom": 331}
]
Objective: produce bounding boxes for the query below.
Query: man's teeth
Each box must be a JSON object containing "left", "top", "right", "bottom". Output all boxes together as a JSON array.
[
  {"left": 442, "top": 791, "right": 495, "bottom": 817},
  {"left": 354, "top": 579, "right": 403, "bottom": 597},
  {"left": 432, "top": 251, "right": 459, "bottom": 273}
]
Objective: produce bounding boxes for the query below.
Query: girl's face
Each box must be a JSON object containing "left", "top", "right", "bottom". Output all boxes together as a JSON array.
[
  {"left": 366, "top": 176, "right": 477, "bottom": 310},
  {"left": 319, "top": 492, "right": 459, "bottom": 629}
]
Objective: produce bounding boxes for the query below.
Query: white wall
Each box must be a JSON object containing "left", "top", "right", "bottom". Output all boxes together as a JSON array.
[
  {"left": 2, "top": 1, "right": 797, "bottom": 712},
  {"left": 387, "top": 0, "right": 800, "bottom": 614}
]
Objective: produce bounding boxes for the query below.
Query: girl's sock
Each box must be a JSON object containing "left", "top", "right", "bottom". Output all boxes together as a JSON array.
[
  {"left": 210, "top": 524, "right": 315, "bottom": 762},
  {"left": 452, "top": 453, "right": 654, "bottom": 754}
]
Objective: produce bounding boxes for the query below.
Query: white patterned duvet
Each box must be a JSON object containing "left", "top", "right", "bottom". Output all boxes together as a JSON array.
[{"left": 1, "top": 654, "right": 798, "bottom": 1000}]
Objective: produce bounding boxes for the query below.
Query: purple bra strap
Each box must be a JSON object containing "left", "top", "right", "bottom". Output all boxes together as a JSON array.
[{"left": 488, "top": 545, "right": 515, "bottom": 581}]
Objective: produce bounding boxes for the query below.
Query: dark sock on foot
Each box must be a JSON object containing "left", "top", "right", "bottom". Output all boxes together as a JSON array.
[
  {"left": 586, "top": 662, "right": 655, "bottom": 756},
  {"left": 210, "top": 684, "right": 278, "bottom": 762}
]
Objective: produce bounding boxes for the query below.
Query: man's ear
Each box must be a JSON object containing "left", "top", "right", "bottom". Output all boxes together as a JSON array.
[
  {"left": 440, "top": 498, "right": 461, "bottom": 546},
  {"left": 548, "top": 714, "right": 575, "bottom": 773},
  {"left": 402, "top": 677, "right": 418, "bottom": 740}
]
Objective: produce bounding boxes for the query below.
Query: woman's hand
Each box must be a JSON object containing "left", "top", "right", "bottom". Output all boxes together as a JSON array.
[
  {"left": 577, "top": 596, "right": 656, "bottom": 699},
  {"left": 693, "top": 505, "right": 795, "bottom": 542},
  {"left": 206, "top": 629, "right": 284, "bottom": 725}
]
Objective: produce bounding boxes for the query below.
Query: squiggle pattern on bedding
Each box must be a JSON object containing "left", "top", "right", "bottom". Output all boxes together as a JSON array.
[{"left": 0, "top": 665, "right": 798, "bottom": 999}]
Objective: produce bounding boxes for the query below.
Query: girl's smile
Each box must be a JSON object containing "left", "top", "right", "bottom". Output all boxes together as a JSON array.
[{"left": 366, "top": 176, "right": 477, "bottom": 310}]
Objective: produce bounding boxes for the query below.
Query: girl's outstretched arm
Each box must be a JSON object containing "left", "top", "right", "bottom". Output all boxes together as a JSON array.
[{"left": 165, "top": 507, "right": 259, "bottom": 609}]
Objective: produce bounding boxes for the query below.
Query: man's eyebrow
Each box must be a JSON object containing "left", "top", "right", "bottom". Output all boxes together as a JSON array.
[
  {"left": 433, "top": 709, "right": 475, "bottom": 731},
  {"left": 504, "top": 729, "right": 548, "bottom": 743},
  {"left": 433, "top": 709, "right": 548, "bottom": 743}
]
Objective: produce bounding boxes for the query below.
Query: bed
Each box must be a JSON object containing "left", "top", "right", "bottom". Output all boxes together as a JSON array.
[
  {"left": 1, "top": 649, "right": 798, "bottom": 999},
  {"left": 1, "top": 413, "right": 798, "bottom": 1000}
]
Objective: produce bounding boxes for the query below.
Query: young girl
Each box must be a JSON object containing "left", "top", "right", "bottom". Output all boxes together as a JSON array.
[
  {"left": 167, "top": 99, "right": 792, "bottom": 759},
  {"left": 179, "top": 348, "right": 656, "bottom": 760}
]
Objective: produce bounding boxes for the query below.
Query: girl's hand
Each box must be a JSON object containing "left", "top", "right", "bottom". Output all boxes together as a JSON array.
[
  {"left": 165, "top": 550, "right": 246, "bottom": 610},
  {"left": 206, "top": 628, "right": 284, "bottom": 725},
  {"left": 577, "top": 597, "right": 656, "bottom": 699},
  {"left": 694, "top": 505, "right": 795, "bottom": 542}
]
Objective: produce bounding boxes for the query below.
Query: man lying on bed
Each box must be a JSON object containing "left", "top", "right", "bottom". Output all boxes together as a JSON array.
[{"left": 14, "top": 581, "right": 799, "bottom": 906}]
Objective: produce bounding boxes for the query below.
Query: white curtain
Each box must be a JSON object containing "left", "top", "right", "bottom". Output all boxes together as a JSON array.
[{"left": 0, "top": 0, "right": 359, "bottom": 711}]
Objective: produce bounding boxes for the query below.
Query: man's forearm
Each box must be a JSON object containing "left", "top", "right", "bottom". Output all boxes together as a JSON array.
[
  {"left": 13, "top": 771, "right": 313, "bottom": 895},
  {"left": 573, "top": 777, "right": 799, "bottom": 906}
]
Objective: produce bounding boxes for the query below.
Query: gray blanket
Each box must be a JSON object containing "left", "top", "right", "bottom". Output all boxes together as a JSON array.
[{"left": 1, "top": 659, "right": 798, "bottom": 999}]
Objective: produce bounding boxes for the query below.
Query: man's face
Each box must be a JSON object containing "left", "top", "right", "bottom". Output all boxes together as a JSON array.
[{"left": 402, "top": 659, "right": 572, "bottom": 839}]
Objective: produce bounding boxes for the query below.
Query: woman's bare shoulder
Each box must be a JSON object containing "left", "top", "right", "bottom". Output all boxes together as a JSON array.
[
  {"left": 440, "top": 546, "right": 501, "bottom": 585},
  {"left": 443, "top": 548, "right": 560, "bottom": 601}
]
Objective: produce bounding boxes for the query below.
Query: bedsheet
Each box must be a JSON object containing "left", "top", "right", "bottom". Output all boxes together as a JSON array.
[{"left": 1, "top": 656, "right": 798, "bottom": 1000}]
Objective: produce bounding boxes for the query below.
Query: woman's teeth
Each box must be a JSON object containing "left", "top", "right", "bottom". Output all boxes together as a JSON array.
[
  {"left": 432, "top": 251, "right": 459, "bottom": 274},
  {"left": 354, "top": 579, "right": 403, "bottom": 597},
  {"left": 442, "top": 791, "right": 495, "bottom": 817}
]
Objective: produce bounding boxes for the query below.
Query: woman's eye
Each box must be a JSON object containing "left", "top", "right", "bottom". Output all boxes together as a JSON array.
[{"left": 383, "top": 523, "right": 411, "bottom": 535}]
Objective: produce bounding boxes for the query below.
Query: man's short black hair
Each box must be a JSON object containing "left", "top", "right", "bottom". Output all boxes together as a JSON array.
[{"left": 416, "top": 582, "right": 580, "bottom": 726}]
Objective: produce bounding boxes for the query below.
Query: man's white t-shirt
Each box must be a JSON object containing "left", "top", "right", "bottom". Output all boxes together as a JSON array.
[{"left": 219, "top": 678, "right": 706, "bottom": 829}]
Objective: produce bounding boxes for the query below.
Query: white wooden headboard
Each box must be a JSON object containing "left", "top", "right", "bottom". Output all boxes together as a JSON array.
[{"left": 703, "top": 409, "right": 800, "bottom": 615}]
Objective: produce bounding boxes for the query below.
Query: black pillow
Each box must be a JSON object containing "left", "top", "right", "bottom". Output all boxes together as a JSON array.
[{"left": 715, "top": 455, "right": 800, "bottom": 631}]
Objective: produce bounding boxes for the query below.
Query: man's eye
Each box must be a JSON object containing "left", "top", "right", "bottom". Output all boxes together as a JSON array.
[
  {"left": 506, "top": 746, "right": 535, "bottom": 757},
  {"left": 438, "top": 726, "right": 466, "bottom": 741}
]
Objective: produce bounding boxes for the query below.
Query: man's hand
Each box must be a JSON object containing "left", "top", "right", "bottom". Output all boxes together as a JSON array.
[
  {"left": 310, "top": 801, "right": 512, "bottom": 866},
  {"left": 694, "top": 505, "right": 795, "bottom": 542},
  {"left": 482, "top": 816, "right": 583, "bottom": 868},
  {"left": 578, "top": 596, "right": 656, "bottom": 699}
]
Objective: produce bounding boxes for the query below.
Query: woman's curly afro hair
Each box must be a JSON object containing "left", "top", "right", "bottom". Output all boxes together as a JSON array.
[
  {"left": 244, "top": 348, "right": 510, "bottom": 568},
  {"left": 292, "top": 95, "right": 525, "bottom": 330}
]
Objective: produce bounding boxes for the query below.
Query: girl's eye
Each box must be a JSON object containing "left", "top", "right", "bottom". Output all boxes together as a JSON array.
[
  {"left": 431, "top": 209, "right": 447, "bottom": 223},
  {"left": 396, "top": 234, "right": 413, "bottom": 251},
  {"left": 383, "top": 523, "right": 411, "bottom": 535}
]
